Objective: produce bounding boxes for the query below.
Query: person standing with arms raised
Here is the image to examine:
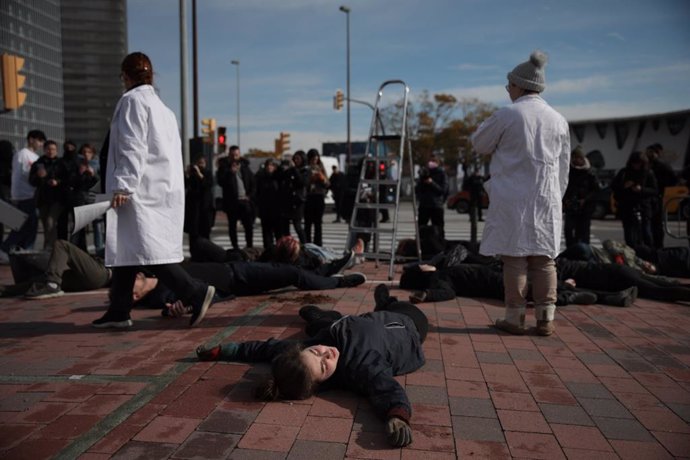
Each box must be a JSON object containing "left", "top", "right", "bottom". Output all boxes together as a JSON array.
[
  {"left": 471, "top": 50, "right": 570, "bottom": 336},
  {"left": 92, "top": 52, "right": 214, "bottom": 329}
]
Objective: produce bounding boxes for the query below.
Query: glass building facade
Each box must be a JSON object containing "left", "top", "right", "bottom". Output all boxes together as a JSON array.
[
  {"left": 61, "top": 0, "right": 127, "bottom": 150},
  {"left": 0, "top": 0, "right": 65, "bottom": 150},
  {"left": 0, "top": 0, "right": 126, "bottom": 153}
]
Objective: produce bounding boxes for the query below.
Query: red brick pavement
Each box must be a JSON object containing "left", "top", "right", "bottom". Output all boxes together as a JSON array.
[{"left": 0, "top": 262, "right": 689, "bottom": 459}]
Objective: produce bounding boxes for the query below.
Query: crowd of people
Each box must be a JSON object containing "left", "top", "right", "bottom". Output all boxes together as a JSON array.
[
  {"left": 2, "top": 50, "right": 690, "bottom": 450},
  {"left": 0, "top": 132, "right": 103, "bottom": 265}
]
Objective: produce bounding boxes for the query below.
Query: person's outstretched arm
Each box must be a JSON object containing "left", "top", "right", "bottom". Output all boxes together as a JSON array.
[{"left": 197, "top": 338, "right": 296, "bottom": 362}]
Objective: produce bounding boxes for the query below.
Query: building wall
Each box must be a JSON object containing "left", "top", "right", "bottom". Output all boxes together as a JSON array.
[
  {"left": 0, "top": 0, "right": 64, "bottom": 151},
  {"left": 60, "top": 0, "right": 127, "bottom": 151},
  {"left": 569, "top": 110, "right": 690, "bottom": 173}
]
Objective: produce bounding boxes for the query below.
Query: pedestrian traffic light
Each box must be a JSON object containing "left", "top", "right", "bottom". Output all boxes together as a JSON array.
[
  {"left": 379, "top": 161, "right": 387, "bottom": 179},
  {"left": 280, "top": 132, "right": 290, "bottom": 155},
  {"left": 201, "top": 118, "right": 216, "bottom": 144},
  {"left": 334, "top": 89, "right": 344, "bottom": 111},
  {"left": 2, "top": 53, "right": 27, "bottom": 111},
  {"left": 217, "top": 126, "right": 227, "bottom": 152}
]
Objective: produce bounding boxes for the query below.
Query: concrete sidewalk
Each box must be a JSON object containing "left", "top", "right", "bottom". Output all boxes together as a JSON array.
[{"left": 0, "top": 261, "right": 689, "bottom": 459}]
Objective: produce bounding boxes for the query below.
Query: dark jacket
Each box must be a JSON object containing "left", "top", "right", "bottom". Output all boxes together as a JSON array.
[
  {"left": 217, "top": 157, "right": 255, "bottom": 210},
  {"left": 255, "top": 167, "right": 281, "bottom": 217},
  {"left": 276, "top": 165, "right": 306, "bottom": 211},
  {"left": 29, "top": 156, "right": 68, "bottom": 207},
  {"left": 415, "top": 166, "right": 448, "bottom": 208},
  {"left": 232, "top": 311, "right": 425, "bottom": 423},
  {"left": 563, "top": 167, "right": 600, "bottom": 214},
  {"left": 611, "top": 167, "right": 658, "bottom": 218},
  {"left": 184, "top": 166, "right": 214, "bottom": 237},
  {"left": 62, "top": 154, "right": 100, "bottom": 208},
  {"left": 650, "top": 159, "right": 678, "bottom": 193}
]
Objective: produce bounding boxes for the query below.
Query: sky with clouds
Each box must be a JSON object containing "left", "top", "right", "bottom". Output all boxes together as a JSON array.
[{"left": 128, "top": 0, "right": 690, "bottom": 152}]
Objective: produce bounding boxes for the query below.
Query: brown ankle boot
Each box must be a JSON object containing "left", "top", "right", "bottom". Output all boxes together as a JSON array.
[{"left": 536, "top": 320, "right": 555, "bottom": 336}]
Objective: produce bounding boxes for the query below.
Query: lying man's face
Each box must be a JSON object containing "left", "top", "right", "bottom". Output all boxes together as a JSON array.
[{"left": 300, "top": 345, "right": 339, "bottom": 383}]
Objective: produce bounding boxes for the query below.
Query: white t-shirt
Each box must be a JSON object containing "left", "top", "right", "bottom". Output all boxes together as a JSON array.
[{"left": 11, "top": 147, "right": 39, "bottom": 201}]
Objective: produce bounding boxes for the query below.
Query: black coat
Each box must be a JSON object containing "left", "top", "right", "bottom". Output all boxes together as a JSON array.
[
  {"left": 29, "top": 156, "right": 68, "bottom": 207},
  {"left": 217, "top": 157, "right": 255, "bottom": 211},
  {"left": 255, "top": 168, "right": 281, "bottom": 217},
  {"left": 232, "top": 311, "right": 425, "bottom": 422},
  {"left": 276, "top": 165, "right": 306, "bottom": 212},
  {"left": 563, "top": 167, "right": 600, "bottom": 215},
  {"left": 611, "top": 167, "right": 658, "bottom": 219},
  {"left": 184, "top": 166, "right": 214, "bottom": 237},
  {"left": 415, "top": 167, "right": 448, "bottom": 208}
]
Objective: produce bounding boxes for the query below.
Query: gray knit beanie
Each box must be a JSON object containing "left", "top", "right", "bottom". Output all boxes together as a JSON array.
[{"left": 507, "top": 50, "right": 548, "bottom": 92}]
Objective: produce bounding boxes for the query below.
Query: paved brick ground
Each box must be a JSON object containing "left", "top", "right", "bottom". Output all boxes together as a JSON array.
[{"left": 1, "top": 261, "right": 689, "bottom": 459}]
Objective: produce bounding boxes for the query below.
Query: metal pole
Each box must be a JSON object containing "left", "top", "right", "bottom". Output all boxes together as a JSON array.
[
  {"left": 339, "top": 6, "right": 351, "bottom": 169},
  {"left": 231, "top": 60, "right": 240, "bottom": 149},
  {"left": 179, "top": 0, "right": 189, "bottom": 166},
  {"left": 192, "top": 0, "right": 199, "bottom": 138}
]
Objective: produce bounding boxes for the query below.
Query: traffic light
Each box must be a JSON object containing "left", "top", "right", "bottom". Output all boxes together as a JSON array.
[
  {"left": 379, "top": 161, "right": 387, "bottom": 179},
  {"left": 280, "top": 132, "right": 290, "bottom": 155},
  {"left": 334, "top": 89, "right": 344, "bottom": 111},
  {"left": 217, "top": 126, "right": 227, "bottom": 152},
  {"left": 200, "top": 118, "right": 216, "bottom": 144},
  {"left": 2, "top": 53, "right": 27, "bottom": 110}
]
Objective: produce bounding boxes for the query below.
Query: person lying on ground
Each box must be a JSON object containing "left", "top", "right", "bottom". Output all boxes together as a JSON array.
[
  {"left": 1, "top": 239, "right": 111, "bottom": 299},
  {"left": 398, "top": 262, "right": 638, "bottom": 311},
  {"left": 195, "top": 284, "right": 426, "bottom": 448},
  {"left": 136, "top": 260, "right": 366, "bottom": 317},
  {"left": 5, "top": 240, "right": 366, "bottom": 314},
  {"left": 556, "top": 258, "right": 690, "bottom": 303},
  {"left": 190, "top": 235, "right": 363, "bottom": 277},
  {"left": 557, "top": 240, "right": 689, "bottom": 277},
  {"left": 259, "top": 235, "right": 363, "bottom": 276}
]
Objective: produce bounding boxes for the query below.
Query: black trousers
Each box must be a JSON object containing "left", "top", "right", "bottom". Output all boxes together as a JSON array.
[
  {"left": 304, "top": 195, "right": 326, "bottom": 246},
  {"left": 280, "top": 205, "right": 306, "bottom": 243},
  {"left": 564, "top": 212, "right": 592, "bottom": 247},
  {"left": 182, "top": 261, "right": 339, "bottom": 297},
  {"left": 110, "top": 264, "right": 206, "bottom": 314},
  {"left": 418, "top": 207, "right": 445, "bottom": 237},
  {"left": 226, "top": 201, "right": 255, "bottom": 249},
  {"left": 260, "top": 212, "right": 282, "bottom": 249}
]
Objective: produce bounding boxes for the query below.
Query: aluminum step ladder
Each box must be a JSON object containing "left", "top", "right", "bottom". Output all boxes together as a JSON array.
[{"left": 347, "top": 80, "right": 421, "bottom": 280}]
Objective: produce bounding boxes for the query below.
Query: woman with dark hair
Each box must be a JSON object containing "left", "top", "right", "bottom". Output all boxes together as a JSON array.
[
  {"left": 196, "top": 284, "right": 427, "bottom": 448},
  {"left": 304, "top": 148, "right": 329, "bottom": 246},
  {"left": 611, "top": 151, "right": 658, "bottom": 247},
  {"left": 92, "top": 51, "right": 214, "bottom": 329}
]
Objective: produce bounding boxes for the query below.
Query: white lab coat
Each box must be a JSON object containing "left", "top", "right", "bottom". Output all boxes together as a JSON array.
[
  {"left": 105, "top": 85, "right": 185, "bottom": 267},
  {"left": 471, "top": 94, "right": 570, "bottom": 259}
]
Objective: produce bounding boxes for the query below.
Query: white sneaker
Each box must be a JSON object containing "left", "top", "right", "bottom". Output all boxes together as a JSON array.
[{"left": 0, "top": 250, "right": 9, "bottom": 265}]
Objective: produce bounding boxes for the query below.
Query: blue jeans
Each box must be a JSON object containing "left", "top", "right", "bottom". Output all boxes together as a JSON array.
[{"left": 1, "top": 198, "right": 38, "bottom": 252}]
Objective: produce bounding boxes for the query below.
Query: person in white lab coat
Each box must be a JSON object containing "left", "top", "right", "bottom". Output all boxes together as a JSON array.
[
  {"left": 471, "top": 50, "right": 570, "bottom": 337},
  {"left": 92, "top": 52, "right": 215, "bottom": 329}
]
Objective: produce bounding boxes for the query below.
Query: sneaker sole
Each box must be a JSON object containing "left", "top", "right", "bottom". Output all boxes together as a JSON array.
[
  {"left": 190, "top": 285, "right": 215, "bottom": 327},
  {"left": 25, "top": 291, "right": 65, "bottom": 300},
  {"left": 92, "top": 319, "right": 134, "bottom": 329}
]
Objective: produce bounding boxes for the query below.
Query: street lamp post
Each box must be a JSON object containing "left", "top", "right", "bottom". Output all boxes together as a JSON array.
[
  {"left": 339, "top": 5, "right": 351, "bottom": 169},
  {"left": 231, "top": 60, "right": 240, "bottom": 150}
]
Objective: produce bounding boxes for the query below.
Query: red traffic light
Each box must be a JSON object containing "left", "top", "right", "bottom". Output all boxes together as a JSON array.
[{"left": 218, "top": 134, "right": 226, "bottom": 144}]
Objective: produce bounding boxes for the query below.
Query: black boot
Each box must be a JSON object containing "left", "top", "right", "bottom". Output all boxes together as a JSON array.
[
  {"left": 299, "top": 305, "right": 343, "bottom": 323},
  {"left": 599, "top": 287, "right": 638, "bottom": 307},
  {"left": 564, "top": 290, "right": 597, "bottom": 305}
]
